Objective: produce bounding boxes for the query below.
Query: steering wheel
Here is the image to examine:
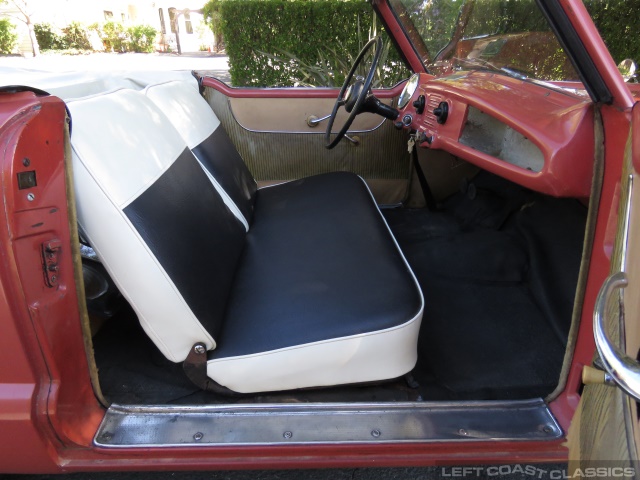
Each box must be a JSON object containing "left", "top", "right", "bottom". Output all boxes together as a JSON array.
[{"left": 325, "top": 37, "right": 383, "bottom": 149}]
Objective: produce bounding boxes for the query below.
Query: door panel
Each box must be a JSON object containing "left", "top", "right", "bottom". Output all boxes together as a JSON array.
[
  {"left": 202, "top": 81, "right": 411, "bottom": 205},
  {"left": 228, "top": 97, "right": 390, "bottom": 133},
  {"left": 569, "top": 103, "right": 640, "bottom": 468}
]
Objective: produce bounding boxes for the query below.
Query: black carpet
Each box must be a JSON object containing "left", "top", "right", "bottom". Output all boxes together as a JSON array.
[
  {"left": 383, "top": 172, "right": 587, "bottom": 400},
  {"left": 92, "top": 306, "right": 201, "bottom": 404}
]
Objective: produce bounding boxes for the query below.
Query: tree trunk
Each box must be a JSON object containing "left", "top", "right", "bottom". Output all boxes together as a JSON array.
[
  {"left": 214, "top": 32, "right": 223, "bottom": 52},
  {"left": 27, "top": 20, "right": 39, "bottom": 56},
  {"left": 27, "top": 18, "right": 40, "bottom": 57}
]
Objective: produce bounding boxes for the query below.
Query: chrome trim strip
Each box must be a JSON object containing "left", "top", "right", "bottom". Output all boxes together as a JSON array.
[
  {"left": 620, "top": 174, "right": 634, "bottom": 274},
  {"left": 619, "top": 174, "right": 633, "bottom": 347},
  {"left": 94, "top": 399, "right": 561, "bottom": 447}
]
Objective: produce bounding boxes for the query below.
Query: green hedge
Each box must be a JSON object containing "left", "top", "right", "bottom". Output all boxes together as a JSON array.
[
  {"left": 402, "top": 0, "right": 640, "bottom": 80},
  {"left": 34, "top": 23, "right": 66, "bottom": 50},
  {"left": 465, "top": 0, "right": 640, "bottom": 65},
  {"left": 35, "top": 22, "right": 92, "bottom": 51},
  {"left": 218, "top": 0, "right": 406, "bottom": 87},
  {"left": 62, "top": 21, "right": 92, "bottom": 50},
  {"left": 126, "top": 24, "right": 158, "bottom": 53},
  {"left": 585, "top": 0, "right": 640, "bottom": 65},
  {"left": 0, "top": 18, "right": 18, "bottom": 54},
  {"left": 89, "top": 22, "right": 158, "bottom": 53}
]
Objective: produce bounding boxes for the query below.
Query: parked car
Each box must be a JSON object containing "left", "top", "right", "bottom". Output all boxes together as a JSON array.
[{"left": 1, "top": 0, "right": 639, "bottom": 473}]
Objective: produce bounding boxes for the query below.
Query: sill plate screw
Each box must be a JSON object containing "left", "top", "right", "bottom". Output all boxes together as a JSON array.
[
  {"left": 193, "top": 432, "right": 204, "bottom": 441},
  {"left": 542, "top": 425, "right": 555, "bottom": 434},
  {"left": 371, "top": 429, "right": 381, "bottom": 438},
  {"left": 458, "top": 429, "right": 468, "bottom": 436},
  {"left": 283, "top": 431, "right": 293, "bottom": 439},
  {"left": 194, "top": 344, "right": 206, "bottom": 354}
]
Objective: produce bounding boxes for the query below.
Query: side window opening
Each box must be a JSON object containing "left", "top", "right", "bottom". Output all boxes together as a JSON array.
[{"left": 213, "top": 1, "right": 409, "bottom": 88}]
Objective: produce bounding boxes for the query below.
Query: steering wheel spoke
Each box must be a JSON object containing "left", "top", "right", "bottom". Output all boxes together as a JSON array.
[{"left": 325, "top": 37, "right": 383, "bottom": 150}]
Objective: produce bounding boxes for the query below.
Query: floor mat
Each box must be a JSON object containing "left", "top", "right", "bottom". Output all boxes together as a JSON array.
[
  {"left": 383, "top": 172, "right": 587, "bottom": 400},
  {"left": 92, "top": 306, "right": 200, "bottom": 404}
]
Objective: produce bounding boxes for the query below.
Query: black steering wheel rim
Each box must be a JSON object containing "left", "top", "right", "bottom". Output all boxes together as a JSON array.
[{"left": 325, "top": 37, "right": 383, "bottom": 149}]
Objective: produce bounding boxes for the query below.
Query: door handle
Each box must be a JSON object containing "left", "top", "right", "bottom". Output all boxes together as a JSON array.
[{"left": 593, "top": 271, "right": 640, "bottom": 400}]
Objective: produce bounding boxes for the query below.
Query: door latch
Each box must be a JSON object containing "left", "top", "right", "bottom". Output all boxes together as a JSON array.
[{"left": 41, "top": 239, "right": 61, "bottom": 288}]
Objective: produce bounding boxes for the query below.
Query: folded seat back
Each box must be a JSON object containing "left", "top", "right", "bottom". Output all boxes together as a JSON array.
[
  {"left": 145, "top": 81, "right": 257, "bottom": 229},
  {"left": 68, "top": 88, "right": 246, "bottom": 362}
]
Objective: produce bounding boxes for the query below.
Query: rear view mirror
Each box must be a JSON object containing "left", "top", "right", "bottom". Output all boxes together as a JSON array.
[{"left": 618, "top": 58, "right": 637, "bottom": 82}]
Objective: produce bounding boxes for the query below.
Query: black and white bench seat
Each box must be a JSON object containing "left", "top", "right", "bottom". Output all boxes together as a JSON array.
[{"left": 68, "top": 79, "right": 423, "bottom": 393}]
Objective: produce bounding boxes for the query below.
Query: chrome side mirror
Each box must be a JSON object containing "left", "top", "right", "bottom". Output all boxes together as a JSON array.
[{"left": 618, "top": 59, "right": 637, "bottom": 83}]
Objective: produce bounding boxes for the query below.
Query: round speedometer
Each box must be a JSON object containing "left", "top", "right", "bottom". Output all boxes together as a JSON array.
[{"left": 397, "top": 73, "right": 420, "bottom": 109}]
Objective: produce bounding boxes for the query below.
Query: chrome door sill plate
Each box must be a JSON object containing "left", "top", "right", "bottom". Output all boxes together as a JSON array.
[{"left": 95, "top": 399, "right": 561, "bottom": 447}]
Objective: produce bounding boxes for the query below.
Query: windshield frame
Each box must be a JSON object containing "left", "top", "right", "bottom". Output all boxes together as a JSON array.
[
  {"left": 382, "top": 0, "right": 618, "bottom": 104},
  {"left": 380, "top": 0, "right": 431, "bottom": 73}
]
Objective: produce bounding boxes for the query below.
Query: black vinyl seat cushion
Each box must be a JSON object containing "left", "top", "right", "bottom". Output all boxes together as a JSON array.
[{"left": 209, "top": 172, "right": 423, "bottom": 361}]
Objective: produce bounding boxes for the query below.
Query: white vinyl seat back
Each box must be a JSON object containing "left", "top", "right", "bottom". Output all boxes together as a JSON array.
[
  {"left": 68, "top": 88, "right": 246, "bottom": 362},
  {"left": 144, "top": 80, "right": 219, "bottom": 150}
]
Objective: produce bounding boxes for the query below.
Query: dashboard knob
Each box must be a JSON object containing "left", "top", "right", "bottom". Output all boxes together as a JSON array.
[
  {"left": 412, "top": 95, "right": 425, "bottom": 114},
  {"left": 433, "top": 101, "right": 449, "bottom": 124}
]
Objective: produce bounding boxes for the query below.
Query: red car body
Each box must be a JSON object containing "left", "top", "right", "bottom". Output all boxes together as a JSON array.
[{"left": 0, "top": 0, "right": 638, "bottom": 472}]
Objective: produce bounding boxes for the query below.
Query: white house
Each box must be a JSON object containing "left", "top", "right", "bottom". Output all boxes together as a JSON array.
[{"left": 0, "top": 0, "right": 214, "bottom": 56}]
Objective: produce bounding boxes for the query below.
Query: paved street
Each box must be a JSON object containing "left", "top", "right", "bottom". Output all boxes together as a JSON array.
[{"left": 0, "top": 51, "right": 231, "bottom": 83}]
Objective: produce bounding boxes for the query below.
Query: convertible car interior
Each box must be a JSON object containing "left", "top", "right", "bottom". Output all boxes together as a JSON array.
[
  {"left": 6, "top": 0, "right": 630, "bottom": 462},
  {"left": 62, "top": 67, "right": 587, "bottom": 407}
]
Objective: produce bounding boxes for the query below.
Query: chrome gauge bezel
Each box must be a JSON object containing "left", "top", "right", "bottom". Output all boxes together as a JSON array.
[{"left": 397, "top": 73, "right": 420, "bottom": 109}]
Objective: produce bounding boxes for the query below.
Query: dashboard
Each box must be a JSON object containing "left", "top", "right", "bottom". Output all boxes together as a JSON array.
[{"left": 397, "top": 71, "right": 594, "bottom": 198}]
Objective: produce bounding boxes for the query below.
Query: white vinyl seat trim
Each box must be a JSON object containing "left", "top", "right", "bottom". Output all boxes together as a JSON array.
[
  {"left": 68, "top": 89, "right": 216, "bottom": 362},
  {"left": 206, "top": 309, "right": 423, "bottom": 393}
]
